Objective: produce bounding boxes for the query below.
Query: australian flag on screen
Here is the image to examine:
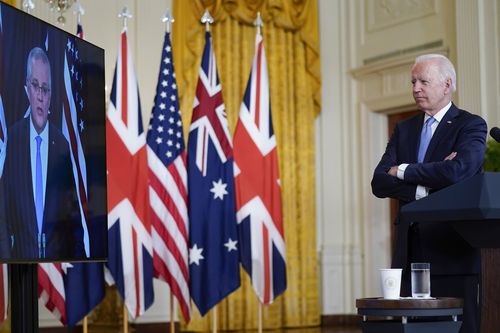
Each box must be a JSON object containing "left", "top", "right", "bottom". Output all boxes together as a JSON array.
[{"left": 187, "top": 31, "right": 240, "bottom": 316}]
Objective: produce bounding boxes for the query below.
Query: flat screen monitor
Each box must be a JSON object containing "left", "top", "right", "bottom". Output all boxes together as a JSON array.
[{"left": 0, "top": 3, "right": 107, "bottom": 262}]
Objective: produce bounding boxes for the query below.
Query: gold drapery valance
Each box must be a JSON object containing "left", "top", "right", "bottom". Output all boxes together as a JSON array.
[{"left": 174, "top": 0, "right": 321, "bottom": 330}]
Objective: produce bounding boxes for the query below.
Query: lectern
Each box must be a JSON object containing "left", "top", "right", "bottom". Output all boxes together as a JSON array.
[{"left": 400, "top": 172, "right": 500, "bottom": 333}]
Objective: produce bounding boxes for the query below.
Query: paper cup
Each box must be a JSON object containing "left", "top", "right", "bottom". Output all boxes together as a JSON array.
[{"left": 380, "top": 268, "right": 402, "bottom": 299}]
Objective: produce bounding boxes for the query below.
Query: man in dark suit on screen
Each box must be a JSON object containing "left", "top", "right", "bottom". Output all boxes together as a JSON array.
[
  {"left": 371, "top": 54, "right": 487, "bottom": 333},
  {"left": 0, "top": 47, "right": 85, "bottom": 261}
]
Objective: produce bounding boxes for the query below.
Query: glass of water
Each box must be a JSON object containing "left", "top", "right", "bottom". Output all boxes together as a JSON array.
[{"left": 411, "top": 262, "right": 431, "bottom": 298}]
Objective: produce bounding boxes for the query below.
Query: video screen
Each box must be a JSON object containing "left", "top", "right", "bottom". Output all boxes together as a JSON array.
[{"left": 0, "top": 3, "right": 107, "bottom": 262}]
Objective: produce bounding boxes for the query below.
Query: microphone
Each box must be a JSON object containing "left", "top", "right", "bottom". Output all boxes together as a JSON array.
[{"left": 490, "top": 127, "right": 500, "bottom": 143}]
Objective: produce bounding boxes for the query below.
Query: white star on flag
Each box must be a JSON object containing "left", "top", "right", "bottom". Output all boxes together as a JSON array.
[
  {"left": 210, "top": 178, "right": 228, "bottom": 200},
  {"left": 61, "top": 263, "right": 74, "bottom": 274},
  {"left": 224, "top": 238, "right": 238, "bottom": 252},
  {"left": 189, "top": 244, "right": 204, "bottom": 265}
]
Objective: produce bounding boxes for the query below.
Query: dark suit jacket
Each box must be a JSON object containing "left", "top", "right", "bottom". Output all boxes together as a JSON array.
[
  {"left": 0, "top": 117, "right": 85, "bottom": 261},
  {"left": 371, "top": 103, "right": 487, "bottom": 275}
]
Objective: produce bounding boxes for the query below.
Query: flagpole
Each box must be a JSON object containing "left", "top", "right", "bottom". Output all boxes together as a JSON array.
[
  {"left": 170, "top": 292, "right": 175, "bottom": 333},
  {"left": 123, "top": 304, "right": 128, "bottom": 333},
  {"left": 258, "top": 301, "right": 263, "bottom": 333},
  {"left": 83, "top": 316, "right": 88, "bottom": 333},
  {"left": 212, "top": 306, "right": 217, "bottom": 333},
  {"left": 201, "top": 9, "right": 214, "bottom": 32},
  {"left": 254, "top": 15, "right": 265, "bottom": 333}
]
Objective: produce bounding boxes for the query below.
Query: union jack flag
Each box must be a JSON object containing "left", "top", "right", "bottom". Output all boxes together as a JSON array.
[
  {"left": 233, "top": 32, "right": 286, "bottom": 304},
  {"left": 187, "top": 31, "right": 240, "bottom": 316},
  {"left": 146, "top": 31, "right": 191, "bottom": 322},
  {"left": 106, "top": 27, "right": 154, "bottom": 319}
]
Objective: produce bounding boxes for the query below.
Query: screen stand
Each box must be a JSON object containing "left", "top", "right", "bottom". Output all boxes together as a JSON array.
[{"left": 10, "top": 263, "right": 38, "bottom": 332}]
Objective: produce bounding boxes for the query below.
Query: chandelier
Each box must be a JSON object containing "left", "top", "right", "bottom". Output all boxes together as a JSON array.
[{"left": 44, "top": 0, "right": 76, "bottom": 24}]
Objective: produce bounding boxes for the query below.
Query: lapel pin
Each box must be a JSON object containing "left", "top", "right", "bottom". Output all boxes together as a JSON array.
[{"left": 447, "top": 121, "right": 452, "bottom": 124}]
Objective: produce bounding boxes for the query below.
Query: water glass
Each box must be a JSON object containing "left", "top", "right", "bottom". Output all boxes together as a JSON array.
[{"left": 411, "top": 262, "right": 431, "bottom": 298}]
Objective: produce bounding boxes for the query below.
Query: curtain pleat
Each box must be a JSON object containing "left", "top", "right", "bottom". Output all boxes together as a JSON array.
[{"left": 173, "top": 0, "right": 321, "bottom": 330}]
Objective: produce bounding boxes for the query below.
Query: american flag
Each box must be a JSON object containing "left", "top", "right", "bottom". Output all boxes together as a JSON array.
[
  {"left": 233, "top": 32, "right": 286, "bottom": 304},
  {"left": 39, "top": 263, "right": 66, "bottom": 324},
  {"left": 146, "top": 31, "right": 190, "bottom": 321},
  {"left": 106, "top": 27, "right": 154, "bottom": 319},
  {"left": 187, "top": 31, "right": 240, "bottom": 316}
]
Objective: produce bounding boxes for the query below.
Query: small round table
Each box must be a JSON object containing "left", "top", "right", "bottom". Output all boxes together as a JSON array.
[{"left": 356, "top": 297, "right": 463, "bottom": 333}]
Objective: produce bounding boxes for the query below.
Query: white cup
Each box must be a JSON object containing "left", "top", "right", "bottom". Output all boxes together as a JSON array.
[{"left": 380, "top": 268, "right": 402, "bottom": 299}]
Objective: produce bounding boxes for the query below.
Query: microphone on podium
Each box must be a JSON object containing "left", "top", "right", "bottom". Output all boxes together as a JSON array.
[{"left": 490, "top": 127, "right": 500, "bottom": 143}]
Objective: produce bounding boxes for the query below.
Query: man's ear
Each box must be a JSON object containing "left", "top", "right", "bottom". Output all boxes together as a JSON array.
[{"left": 444, "top": 78, "right": 452, "bottom": 93}]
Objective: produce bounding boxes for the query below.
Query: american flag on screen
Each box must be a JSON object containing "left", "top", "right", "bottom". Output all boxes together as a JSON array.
[
  {"left": 39, "top": 27, "right": 105, "bottom": 328},
  {"left": 187, "top": 31, "right": 240, "bottom": 316},
  {"left": 233, "top": 32, "right": 286, "bottom": 304},
  {"left": 146, "top": 31, "right": 190, "bottom": 321},
  {"left": 106, "top": 27, "right": 154, "bottom": 319},
  {"left": 37, "top": 31, "right": 68, "bottom": 327}
]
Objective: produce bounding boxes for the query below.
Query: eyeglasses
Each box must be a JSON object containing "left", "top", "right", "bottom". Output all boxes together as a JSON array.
[{"left": 29, "top": 80, "right": 50, "bottom": 97}]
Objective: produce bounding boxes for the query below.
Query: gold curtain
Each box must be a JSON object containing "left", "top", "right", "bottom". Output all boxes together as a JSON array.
[
  {"left": 173, "top": 0, "right": 321, "bottom": 330},
  {"left": 0, "top": 0, "right": 16, "bottom": 7}
]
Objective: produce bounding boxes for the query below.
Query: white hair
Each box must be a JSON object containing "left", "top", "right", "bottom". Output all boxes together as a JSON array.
[{"left": 413, "top": 54, "right": 456, "bottom": 92}]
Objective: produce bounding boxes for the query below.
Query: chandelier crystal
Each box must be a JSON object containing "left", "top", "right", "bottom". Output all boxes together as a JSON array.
[{"left": 44, "top": 0, "right": 76, "bottom": 24}]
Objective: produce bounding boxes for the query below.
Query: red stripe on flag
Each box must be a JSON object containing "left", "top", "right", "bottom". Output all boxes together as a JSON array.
[
  {"left": 121, "top": 32, "right": 128, "bottom": 126},
  {"left": 38, "top": 264, "right": 66, "bottom": 324},
  {"left": 201, "top": 127, "right": 207, "bottom": 175},
  {"left": 132, "top": 228, "right": 141, "bottom": 319},
  {"left": 62, "top": 90, "right": 89, "bottom": 229},
  {"left": 152, "top": 250, "right": 190, "bottom": 321},
  {"left": 263, "top": 224, "right": 270, "bottom": 304},
  {"left": 255, "top": 41, "right": 263, "bottom": 127},
  {"left": 149, "top": 168, "right": 188, "bottom": 241},
  {"left": 150, "top": 212, "right": 188, "bottom": 281}
]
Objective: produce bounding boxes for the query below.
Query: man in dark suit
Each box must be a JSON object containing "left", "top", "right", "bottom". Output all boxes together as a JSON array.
[
  {"left": 0, "top": 47, "right": 85, "bottom": 260},
  {"left": 371, "top": 54, "right": 487, "bottom": 333}
]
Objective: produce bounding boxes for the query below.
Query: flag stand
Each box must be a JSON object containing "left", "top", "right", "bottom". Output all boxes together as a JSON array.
[
  {"left": 170, "top": 292, "right": 175, "bottom": 333},
  {"left": 10, "top": 263, "right": 38, "bottom": 333},
  {"left": 258, "top": 301, "right": 263, "bottom": 333},
  {"left": 123, "top": 304, "right": 128, "bottom": 333},
  {"left": 83, "top": 316, "right": 88, "bottom": 333},
  {"left": 212, "top": 306, "right": 217, "bottom": 333}
]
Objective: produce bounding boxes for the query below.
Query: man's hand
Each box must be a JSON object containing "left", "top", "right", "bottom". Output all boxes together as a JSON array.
[
  {"left": 388, "top": 166, "right": 398, "bottom": 177},
  {"left": 444, "top": 152, "right": 457, "bottom": 160}
]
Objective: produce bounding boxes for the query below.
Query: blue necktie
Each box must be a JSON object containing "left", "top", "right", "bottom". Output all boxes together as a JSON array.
[
  {"left": 418, "top": 117, "right": 436, "bottom": 163},
  {"left": 35, "top": 135, "right": 43, "bottom": 234}
]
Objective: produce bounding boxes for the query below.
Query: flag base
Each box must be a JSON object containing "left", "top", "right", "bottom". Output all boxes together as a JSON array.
[{"left": 10, "top": 263, "right": 38, "bottom": 333}]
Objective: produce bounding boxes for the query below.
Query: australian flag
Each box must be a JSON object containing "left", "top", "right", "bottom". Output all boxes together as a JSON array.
[{"left": 187, "top": 31, "right": 240, "bottom": 316}]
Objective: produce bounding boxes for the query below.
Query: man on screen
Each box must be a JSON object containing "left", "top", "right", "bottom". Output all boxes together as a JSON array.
[
  {"left": 371, "top": 54, "right": 487, "bottom": 333},
  {"left": 0, "top": 46, "right": 85, "bottom": 260}
]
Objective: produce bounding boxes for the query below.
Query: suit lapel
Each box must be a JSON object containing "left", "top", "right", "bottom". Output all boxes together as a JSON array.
[{"left": 424, "top": 104, "right": 459, "bottom": 161}]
